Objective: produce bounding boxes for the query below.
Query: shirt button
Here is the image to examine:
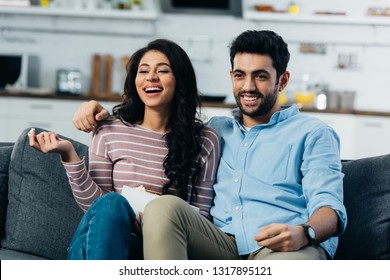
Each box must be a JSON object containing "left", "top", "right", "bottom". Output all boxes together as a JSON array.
[
  {"left": 244, "top": 142, "right": 249, "bottom": 147},
  {"left": 234, "top": 178, "right": 239, "bottom": 183},
  {"left": 235, "top": 206, "right": 240, "bottom": 210}
]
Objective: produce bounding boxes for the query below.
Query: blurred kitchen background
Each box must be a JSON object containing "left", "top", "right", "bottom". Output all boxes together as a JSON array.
[{"left": 1, "top": 0, "right": 390, "bottom": 159}]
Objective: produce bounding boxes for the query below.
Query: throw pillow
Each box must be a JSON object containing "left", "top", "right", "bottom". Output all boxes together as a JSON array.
[
  {"left": 1, "top": 128, "right": 88, "bottom": 259},
  {"left": 336, "top": 154, "right": 390, "bottom": 259}
]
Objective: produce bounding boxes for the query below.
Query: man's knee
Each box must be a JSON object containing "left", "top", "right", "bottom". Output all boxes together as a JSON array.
[
  {"left": 143, "top": 195, "right": 190, "bottom": 234},
  {"left": 143, "top": 195, "right": 192, "bottom": 259},
  {"left": 144, "top": 195, "right": 187, "bottom": 221}
]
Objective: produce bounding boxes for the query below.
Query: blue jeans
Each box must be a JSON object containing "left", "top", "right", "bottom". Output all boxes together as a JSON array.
[{"left": 67, "top": 193, "right": 142, "bottom": 260}]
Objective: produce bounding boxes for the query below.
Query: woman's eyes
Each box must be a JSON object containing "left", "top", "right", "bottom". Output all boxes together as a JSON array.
[{"left": 138, "top": 69, "right": 170, "bottom": 74}]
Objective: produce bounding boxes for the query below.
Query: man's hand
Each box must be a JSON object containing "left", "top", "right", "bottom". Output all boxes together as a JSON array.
[
  {"left": 254, "top": 223, "right": 307, "bottom": 252},
  {"left": 73, "top": 100, "right": 110, "bottom": 132}
]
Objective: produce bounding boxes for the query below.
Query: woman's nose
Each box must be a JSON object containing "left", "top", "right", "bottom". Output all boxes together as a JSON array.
[{"left": 146, "top": 72, "right": 158, "bottom": 81}]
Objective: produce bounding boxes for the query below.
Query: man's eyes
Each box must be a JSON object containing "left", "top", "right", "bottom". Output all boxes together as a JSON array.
[{"left": 255, "top": 74, "right": 268, "bottom": 79}]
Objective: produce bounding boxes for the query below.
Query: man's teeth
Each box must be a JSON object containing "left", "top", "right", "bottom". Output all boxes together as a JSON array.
[{"left": 243, "top": 96, "right": 258, "bottom": 101}]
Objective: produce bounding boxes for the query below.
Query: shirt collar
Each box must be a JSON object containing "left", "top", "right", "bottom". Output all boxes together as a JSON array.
[{"left": 233, "top": 104, "right": 300, "bottom": 130}]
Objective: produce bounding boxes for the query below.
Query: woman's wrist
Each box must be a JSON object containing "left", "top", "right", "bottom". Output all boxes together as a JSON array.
[{"left": 60, "top": 148, "right": 80, "bottom": 163}]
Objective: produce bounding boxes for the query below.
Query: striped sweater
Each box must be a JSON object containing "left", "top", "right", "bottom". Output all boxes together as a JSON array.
[{"left": 62, "top": 117, "right": 221, "bottom": 220}]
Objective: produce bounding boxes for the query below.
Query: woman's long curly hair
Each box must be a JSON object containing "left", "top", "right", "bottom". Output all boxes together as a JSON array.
[{"left": 113, "top": 39, "right": 203, "bottom": 200}]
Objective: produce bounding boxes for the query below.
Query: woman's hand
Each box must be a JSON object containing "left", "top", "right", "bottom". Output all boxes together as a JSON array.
[{"left": 28, "top": 128, "right": 80, "bottom": 163}]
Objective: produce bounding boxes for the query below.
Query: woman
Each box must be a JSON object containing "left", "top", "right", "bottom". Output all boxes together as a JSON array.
[{"left": 28, "top": 39, "right": 221, "bottom": 259}]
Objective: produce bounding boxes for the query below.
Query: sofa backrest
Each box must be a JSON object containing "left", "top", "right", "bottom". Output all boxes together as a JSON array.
[
  {"left": 336, "top": 154, "right": 390, "bottom": 259},
  {"left": 0, "top": 128, "right": 89, "bottom": 260},
  {"left": 2, "top": 128, "right": 389, "bottom": 260}
]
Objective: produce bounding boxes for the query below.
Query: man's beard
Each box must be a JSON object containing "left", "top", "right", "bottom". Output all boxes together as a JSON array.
[{"left": 235, "top": 88, "right": 278, "bottom": 117}]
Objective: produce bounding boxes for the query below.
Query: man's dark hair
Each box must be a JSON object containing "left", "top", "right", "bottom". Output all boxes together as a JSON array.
[{"left": 229, "top": 30, "right": 290, "bottom": 80}]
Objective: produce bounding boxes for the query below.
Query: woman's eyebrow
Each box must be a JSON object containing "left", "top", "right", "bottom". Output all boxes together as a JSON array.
[{"left": 139, "top": 62, "right": 171, "bottom": 67}]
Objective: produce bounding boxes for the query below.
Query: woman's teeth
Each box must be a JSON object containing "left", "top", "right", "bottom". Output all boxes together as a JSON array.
[{"left": 145, "top": 87, "right": 162, "bottom": 93}]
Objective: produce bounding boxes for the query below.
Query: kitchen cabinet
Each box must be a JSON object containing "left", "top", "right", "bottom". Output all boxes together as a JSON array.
[
  {"left": 354, "top": 115, "right": 390, "bottom": 159},
  {"left": 0, "top": 6, "right": 159, "bottom": 20},
  {"left": 1, "top": 95, "right": 234, "bottom": 144},
  {"left": 0, "top": 96, "right": 234, "bottom": 144},
  {"left": 301, "top": 112, "right": 356, "bottom": 160},
  {"left": 243, "top": 10, "right": 390, "bottom": 26},
  {"left": 2, "top": 95, "right": 390, "bottom": 160},
  {"left": 0, "top": 5, "right": 159, "bottom": 36},
  {"left": 1, "top": 96, "right": 117, "bottom": 145},
  {"left": 241, "top": 0, "right": 390, "bottom": 48},
  {"left": 242, "top": 0, "right": 390, "bottom": 26},
  {"left": 302, "top": 111, "right": 390, "bottom": 160},
  {"left": 0, "top": 98, "right": 8, "bottom": 142},
  {"left": 199, "top": 106, "right": 233, "bottom": 122}
]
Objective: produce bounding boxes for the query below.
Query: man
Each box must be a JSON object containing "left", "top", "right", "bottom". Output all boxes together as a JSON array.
[{"left": 73, "top": 30, "right": 347, "bottom": 260}]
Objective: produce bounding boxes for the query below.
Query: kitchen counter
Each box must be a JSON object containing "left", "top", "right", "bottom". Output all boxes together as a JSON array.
[
  {"left": 1, "top": 91, "right": 390, "bottom": 159},
  {"left": 1, "top": 91, "right": 390, "bottom": 117}
]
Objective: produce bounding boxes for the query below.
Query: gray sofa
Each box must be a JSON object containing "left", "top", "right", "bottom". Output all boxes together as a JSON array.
[{"left": 0, "top": 128, "right": 389, "bottom": 259}]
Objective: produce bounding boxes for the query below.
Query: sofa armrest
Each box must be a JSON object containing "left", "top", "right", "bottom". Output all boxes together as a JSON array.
[
  {"left": 1, "top": 128, "right": 88, "bottom": 259},
  {"left": 0, "top": 144, "right": 14, "bottom": 240},
  {"left": 336, "top": 154, "right": 390, "bottom": 259}
]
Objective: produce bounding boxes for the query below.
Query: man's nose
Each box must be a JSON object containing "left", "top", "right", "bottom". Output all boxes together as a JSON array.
[{"left": 243, "top": 78, "right": 255, "bottom": 92}]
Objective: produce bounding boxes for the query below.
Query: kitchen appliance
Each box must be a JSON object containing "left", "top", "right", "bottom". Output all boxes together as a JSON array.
[
  {"left": 56, "top": 68, "right": 82, "bottom": 95},
  {"left": 0, "top": 53, "right": 39, "bottom": 90},
  {"left": 339, "top": 91, "right": 356, "bottom": 110},
  {"left": 160, "top": 0, "right": 242, "bottom": 16}
]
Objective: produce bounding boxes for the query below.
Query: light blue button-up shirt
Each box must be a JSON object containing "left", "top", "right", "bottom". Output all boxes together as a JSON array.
[{"left": 208, "top": 104, "right": 347, "bottom": 258}]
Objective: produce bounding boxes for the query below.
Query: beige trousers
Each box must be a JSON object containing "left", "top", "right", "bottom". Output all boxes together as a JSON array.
[{"left": 142, "top": 195, "right": 327, "bottom": 260}]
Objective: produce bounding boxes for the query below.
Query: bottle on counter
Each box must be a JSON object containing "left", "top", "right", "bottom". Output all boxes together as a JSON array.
[
  {"left": 316, "top": 92, "right": 327, "bottom": 110},
  {"left": 40, "top": 0, "right": 51, "bottom": 7},
  {"left": 131, "top": 0, "right": 143, "bottom": 10},
  {"left": 288, "top": 2, "right": 300, "bottom": 15},
  {"left": 116, "top": 0, "right": 130, "bottom": 9}
]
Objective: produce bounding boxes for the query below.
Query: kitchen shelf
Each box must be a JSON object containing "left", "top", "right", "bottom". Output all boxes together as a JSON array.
[
  {"left": 244, "top": 10, "right": 390, "bottom": 26},
  {"left": 1, "top": 91, "right": 390, "bottom": 117},
  {"left": 0, "top": 5, "right": 159, "bottom": 36},
  {"left": 0, "top": 6, "right": 159, "bottom": 20}
]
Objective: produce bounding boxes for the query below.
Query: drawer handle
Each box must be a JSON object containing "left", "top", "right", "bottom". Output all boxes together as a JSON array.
[
  {"left": 364, "top": 122, "right": 383, "bottom": 128},
  {"left": 30, "top": 104, "right": 54, "bottom": 110},
  {"left": 28, "top": 122, "right": 53, "bottom": 128}
]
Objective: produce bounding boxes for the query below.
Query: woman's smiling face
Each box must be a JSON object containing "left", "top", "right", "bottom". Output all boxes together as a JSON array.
[{"left": 135, "top": 50, "right": 176, "bottom": 110}]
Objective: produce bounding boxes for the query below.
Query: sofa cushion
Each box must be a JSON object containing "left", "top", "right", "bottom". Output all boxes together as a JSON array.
[
  {"left": 0, "top": 144, "right": 14, "bottom": 240},
  {"left": 0, "top": 248, "right": 46, "bottom": 260},
  {"left": 0, "top": 128, "right": 88, "bottom": 259},
  {"left": 336, "top": 154, "right": 390, "bottom": 259}
]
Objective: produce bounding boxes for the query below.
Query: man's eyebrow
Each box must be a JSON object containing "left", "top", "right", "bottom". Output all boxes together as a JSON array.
[
  {"left": 252, "top": 69, "right": 270, "bottom": 75},
  {"left": 232, "top": 69, "right": 270, "bottom": 75}
]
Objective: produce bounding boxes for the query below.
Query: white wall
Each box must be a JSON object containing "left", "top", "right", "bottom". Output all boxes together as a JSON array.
[{"left": 2, "top": 1, "right": 390, "bottom": 111}]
